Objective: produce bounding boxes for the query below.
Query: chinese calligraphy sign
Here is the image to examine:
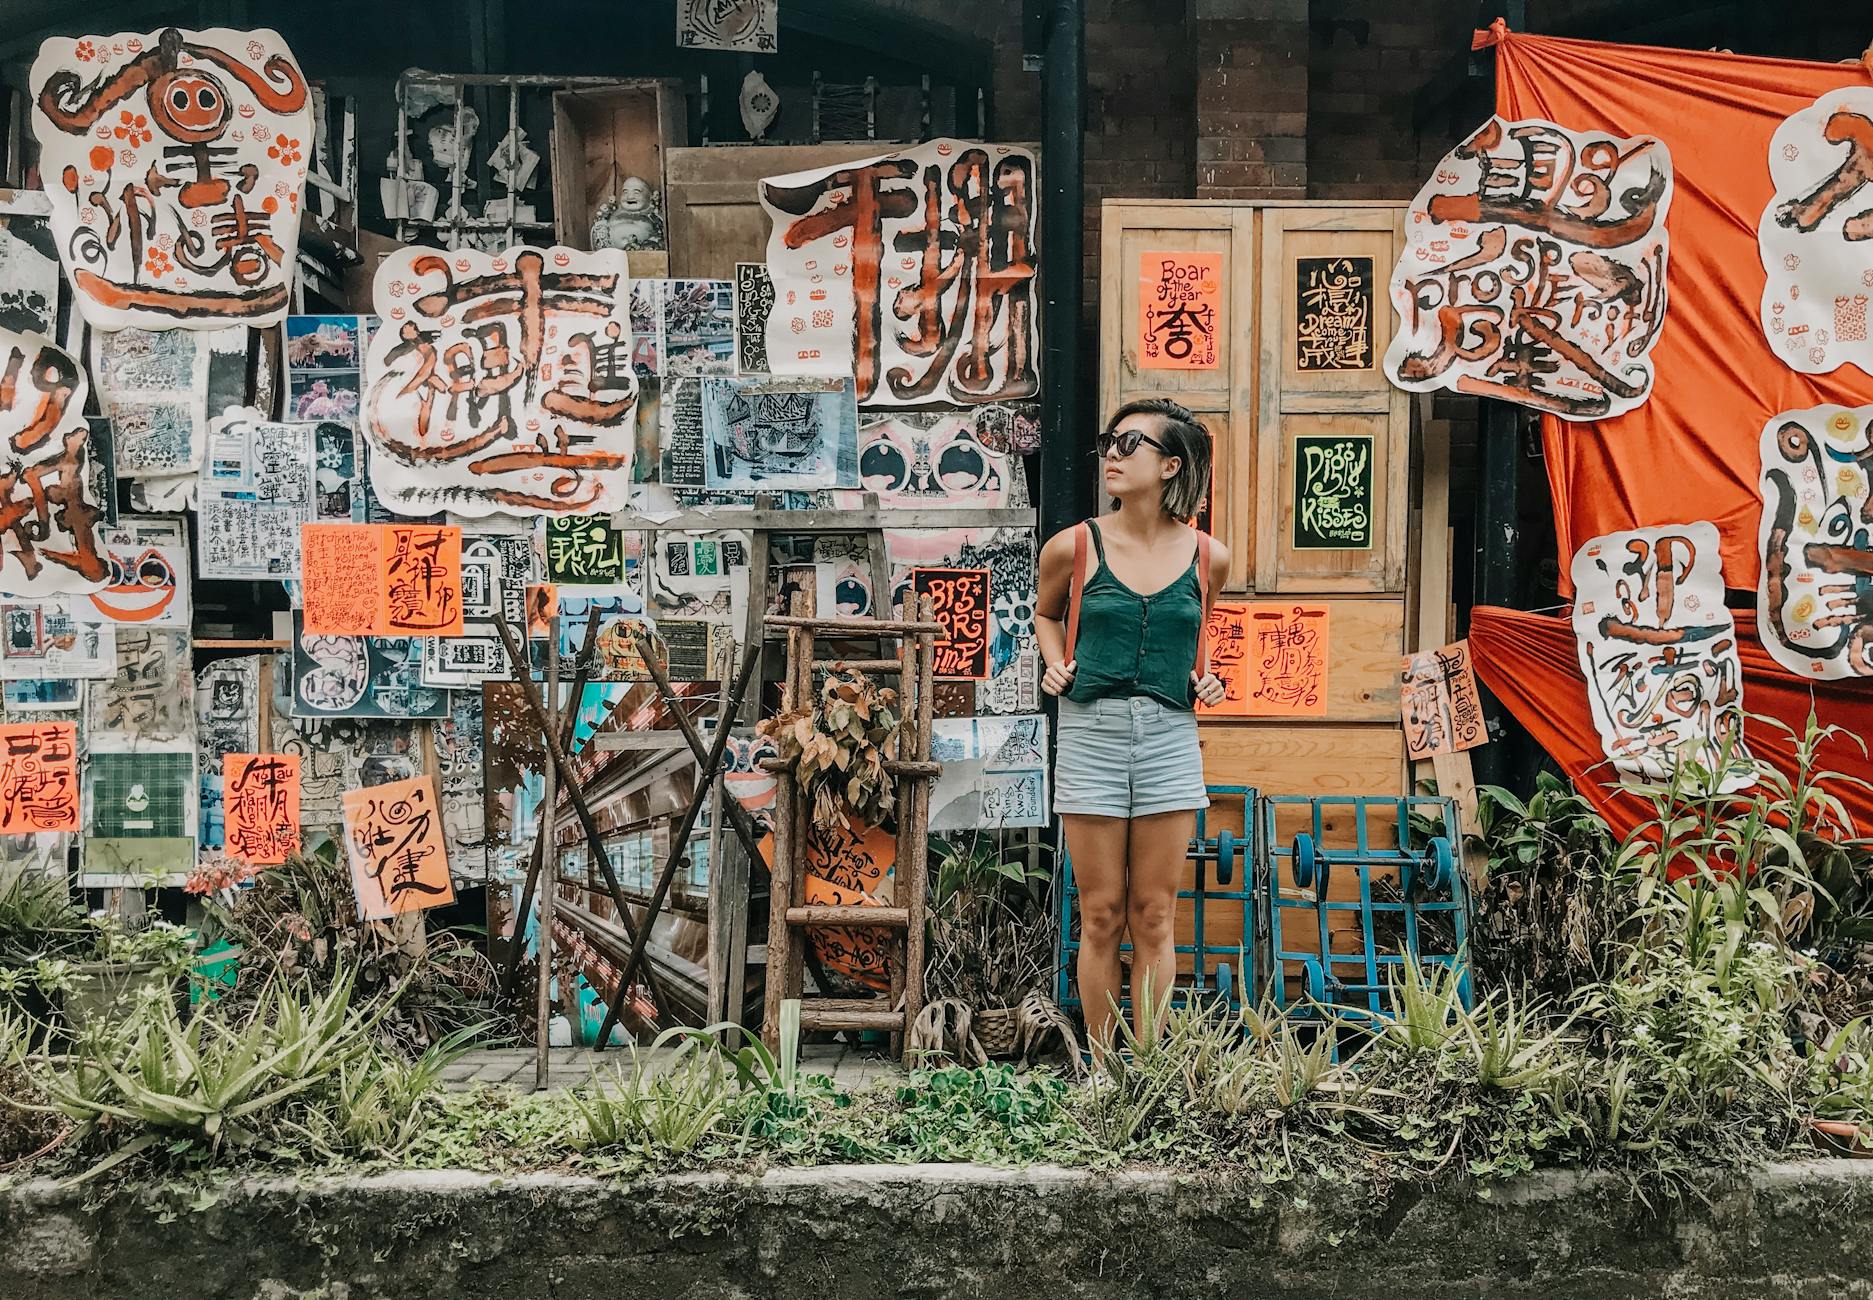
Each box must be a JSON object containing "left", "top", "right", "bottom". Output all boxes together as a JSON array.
[
  {"left": 379, "top": 524, "right": 463, "bottom": 637},
  {"left": 1137, "top": 252, "right": 1220, "bottom": 370},
  {"left": 300, "top": 523, "right": 380, "bottom": 636},
  {"left": 1292, "top": 434, "right": 1373, "bottom": 550},
  {"left": 1244, "top": 603, "right": 1329, "bottom": 717},
  {"left": 221, "top": 752, "right": 298, "bottom": 864},
  {"left": 734, "top": 262, "right": 774, "bottom": 374},
  {"left": 31, "top": 27, "right": 312, "bottom": 331},
  {"left": 1296, "top": 256, "right": 1374, "bottom": 371},
  {"left": 0, "top": 327, "right": 109, "bottom": 595},
  {"left": 1400, "top": 640, "right": 1486, "bottom": 761},
  {"left": 1757, "top": 405, "right": 1873, "bottom": 679},
  {"left": 1571, "top": 522, "right": 1755, "bottom": 792},
  {"left": 1196, "top": 602, "right": 1251, "bottom": 717},
  {"left": 364, "top": 245, "right": 639, "bottom": 516},
  {"left": 761, "top": 139, "right": 1040, "bottom": 407},
  {"left": 1760, "top": 88, "right": 1873, "bottom": 374},
  {"left": 677, "top": 0, "right": 777, "bottom": 54},
  {"left": 914, "top": 567, "right": 991, "bottom": 680},
  {"left": 0, "top": 722, "right": 78, "bottom": 833},
  {"left": 545, "top": 515, "right": 625, "bottom": 585},
  {"left": 340, "top": 773, "right": 454, "bottom": 921},
  {"left": 1386, "top": 118, "right": 1672, "bottom": 420}
]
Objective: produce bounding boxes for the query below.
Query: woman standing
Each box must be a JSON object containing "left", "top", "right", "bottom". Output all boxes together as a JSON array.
[{"left": 1037, "top": 398, "right": 1228, "bottom": 1057}]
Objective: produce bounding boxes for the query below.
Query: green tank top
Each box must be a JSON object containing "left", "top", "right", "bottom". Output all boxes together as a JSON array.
[{"left": 1067, "top": 521, "right": 1203, "bottom": 712}]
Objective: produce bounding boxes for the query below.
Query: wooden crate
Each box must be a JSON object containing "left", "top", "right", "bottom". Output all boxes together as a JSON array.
[{"left": 550, "top": 81, "right": 686, "bottom": 255}]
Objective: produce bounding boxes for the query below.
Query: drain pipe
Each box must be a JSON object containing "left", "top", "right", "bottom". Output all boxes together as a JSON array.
[{"left": 1038, "top": 0, "right": 1085, "bottom": 542}]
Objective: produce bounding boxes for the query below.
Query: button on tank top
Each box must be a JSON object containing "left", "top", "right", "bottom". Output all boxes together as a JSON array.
[{"left": 1065, "top": 521, "right": 1203, "bottom": 712}]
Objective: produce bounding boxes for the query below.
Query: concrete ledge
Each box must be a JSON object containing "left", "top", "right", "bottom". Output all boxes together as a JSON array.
[{"left": 6, "top": 1159, "right": 1873, "bottom": 1298}]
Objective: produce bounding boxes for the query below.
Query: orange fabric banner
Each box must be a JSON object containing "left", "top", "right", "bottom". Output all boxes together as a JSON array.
[
  {"left": 1467, "top": 605, "right": 1873, "bottom": 840},
  {"left": 1493, "top": 34, "right": 1873, "bottom": 595}
]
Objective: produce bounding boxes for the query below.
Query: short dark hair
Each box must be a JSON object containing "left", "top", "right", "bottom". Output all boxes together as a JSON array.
[{"left": 1104, "top": 397, "right": 1212, "bottom": 522}]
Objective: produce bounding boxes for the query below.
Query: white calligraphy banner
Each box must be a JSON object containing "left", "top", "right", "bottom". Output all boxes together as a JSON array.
[
  {"left": 760, "top": 139, "right": 1040, "bottom": 407},
  {"left": 1570, "top": 521, "right": 1754, "bottom": 792},
  {"left": 30, "top": 26, "right": 312, "bottom": 332},
  {"left": 1757, "top": 405, "right": 1873, "bottom": 678},
  {"left": 0, "top": 327, "right": 109, "bottom": 596},
  {"left": 1760, "top": 89, "right": 1873, "bottom": 374},
  {"left": 363, "top": 245, "right": 639, "bottom": 517}
]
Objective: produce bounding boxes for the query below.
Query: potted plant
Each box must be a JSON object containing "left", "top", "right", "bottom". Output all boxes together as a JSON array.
[
  {"left": 922, "top": 836, "right": 1059, "bottom": 1059},
  {"left": 62, "top": 914, "right": 197, "bottom": 1031}
]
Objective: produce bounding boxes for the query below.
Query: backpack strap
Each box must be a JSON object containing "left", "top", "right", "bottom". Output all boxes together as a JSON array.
[
  {"left": 1193, "top": 529, "right": 1214, "bottom": 678},
  {"left": 1063, "top": 522, "right": 1092, "bottom": 666}
]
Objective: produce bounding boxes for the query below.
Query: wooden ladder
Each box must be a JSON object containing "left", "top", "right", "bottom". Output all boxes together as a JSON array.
[{"left": 761, "top": 606, "right": 941, "bottom": 1061}]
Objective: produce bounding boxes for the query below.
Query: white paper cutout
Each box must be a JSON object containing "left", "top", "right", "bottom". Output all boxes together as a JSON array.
[{"left": 1756, "top": 404, "right": 1873, "bottom": 679}]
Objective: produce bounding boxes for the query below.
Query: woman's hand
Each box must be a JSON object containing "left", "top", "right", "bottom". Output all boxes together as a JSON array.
[
  {"left": 1042, "top": 658, "right": 1077, "bottom": 697},
  {"left": 1192, "top": 671, "right": 1225, "bottom": 708}
]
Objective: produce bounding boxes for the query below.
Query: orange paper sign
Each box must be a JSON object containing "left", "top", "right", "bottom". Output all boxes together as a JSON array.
[
  {"left": 1244, "top": 603, "right": 1329, "bottom": 716},
  {"left": 380, "top": 524, "right": 464, "bottom": 637},
  {"left": 1401, "top": 639, "right": 1487, "bottom": 760},
  {"left": 340, "top": 774, "right": 455, "bottom": 921},
  {"left": 222, "top": 753, "right": 301, "bottom": 865},
  {"left": 1197, "top": 602, "right": 1253, "bottom": 717},
  {"left": 0, "top": 722, "right": 78, "bottom": 833},
  {"left": 525, "top": 583, "right": 558, "bottom": 637},
  {"left": 761, "top": 819, "right": 896, "bottom": 991},
  {"left": 301, "top": 524, "right": 382, "bottom": 635},
  {"left": 914, "top": 567, "right": 991, "bottom": 679},
  {"left": 1138, "top": 251, "right": 1222, "bottom": 369}
]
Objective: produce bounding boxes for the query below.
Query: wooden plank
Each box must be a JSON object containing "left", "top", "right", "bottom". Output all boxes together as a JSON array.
[
  {"left": 800, "top": 1008, "right": 904, "bottom": 1031},
  {"left": 1200, "top": 724, "right": 1404, "bottom": 797},
  {"left": 609, "top": 507, "right": 1037, "bottom": 532},
  {"left": 591, "top": 732, "right": 693, "bottom": 752},
  {"left": 786, "top": 905, "right": 910, "bottom": 929}
]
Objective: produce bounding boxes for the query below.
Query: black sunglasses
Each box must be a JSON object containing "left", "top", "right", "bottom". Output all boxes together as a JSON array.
[{"left": 1096, "top": 428, "right": 1168, "bottom": 459}]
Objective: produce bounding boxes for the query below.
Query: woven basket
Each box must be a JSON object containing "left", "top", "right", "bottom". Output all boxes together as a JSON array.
[{"left": 972, "top": 1005, "right": 1020, "bottom": 1058}]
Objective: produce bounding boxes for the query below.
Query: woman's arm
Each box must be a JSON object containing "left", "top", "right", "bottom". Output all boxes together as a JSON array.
[
  {"left": 1036, "top": 526, "right": 1079, "bottom": 696},
  {"left": 1193, "top": 535, "right": 1233, "bottom": 707}
]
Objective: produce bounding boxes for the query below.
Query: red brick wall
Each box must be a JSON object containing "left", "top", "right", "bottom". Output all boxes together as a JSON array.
[{"left": 1192, "top": 2, "right": 1310, "bottom": 199}]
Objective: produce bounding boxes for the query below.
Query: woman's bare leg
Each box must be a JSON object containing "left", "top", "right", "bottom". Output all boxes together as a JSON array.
[
  {"left": 1125, "top": 809, "right": 1195, "bottom": 1041},
  {"left": 1064, "top": 811, "right": 1130, "bottom": 1063}
]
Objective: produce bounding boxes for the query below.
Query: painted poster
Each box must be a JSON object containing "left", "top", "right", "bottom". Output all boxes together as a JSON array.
[
  {"left": 363, "top": 245, "right": 639, "bottom": 516},
  {"left": 379, "top": 524, "right": 464, "bottom": 637},
  {"left": 1385, "top": 117, "right": 1672, "bottom": 419},
  {"left": 0, "top": 598, "right": 114, "bottom": 680},
  {"left": 0, "top": 328, "right": 109, "bottom": 595},
  {"left": 197, "top": 408, "right": 315, "bottom": 579},
  {"left": 1243, "top": 603, "right": 1328, "bottom": 717},
  {"left": 649, "top": 531, "right": 748, "bottom": 624},
  {"left": 658, "top": 375, "right": 706, "bottom": 488},
  {"left": 289, "top": 616, "right": 449, "bottom": 721},
  {"left": 0, "top": 722, "right": 78, "bottom": 833},
  {"left": 29, "top": 26, "right": 312, "bottom": 331},
  {"left": 761, "top": 819, "right": 896, "bottom": 991},
  {"left": 195, "top": 655, "right": 259, "bottom": 850},
  {"left": 87, "top": 628, "right": 194, "bottom": 746},
  {"left": 928, "top": 715, "right": 1049, "bottom": 831},
  {"left": 857, "top": 411, "right": 1021, "bottom": 508},
  {"left": 701, "top": 375, "right": 858, "bottom": 490},
  {"left": 661, "top": 279, "right": 735, "bottom": 378},
  {"left": 0, "top": 192, "right": 61, "bottom": 336},
  {"left": 89, "top": 325, "right": 230, "bottom": 478},
  {"left": 1571, "top": 522, "right": 1754, "bottom": 791},
  {"left": 1400, "top": 640, "right": 1487, "bottom": 761},
  {"left": 1296, "top": 256, "right": 1375, "bottom": 371},
  {"left": 285, "top": 315, "right": 364, "bottom": 424},
  {"left": 1757, "top": 405, "right": 1873, "bottom": 679},
  {"left": 888, "top": 527, "right": 1037, "bottom": 713},
  {"left": 340, "top": 773, "right": 455, "bottom": 920},
  {"left": 435, "top": 691, "right": 486, "bottom": 864},
  {"left": 85, "top": 748, "right": 196, "bottom": 885},
  {"left": 760, "top": 139, "right": 1040, "bottom": 407},
  {"left": 269, "top": 658, "right": 421, "bottom": 847},
  {"left": 677, "top": 0, "right": 778, "bottom": 53},
  {"left": 1137, "top": 251, "right": 1221, "bottom": 370},
  {"left": 312, "top": 422, "right": 357, "bottom": 522},
  {"left": 1195, "top": 602, "right": 1250, "bottom": 718},
  {"left": 1292, "top": 433, "right": 1373, "bottom": 550},
  {"left": 221, "top": 752, "right": 299, "bottom": 865},
  {"left": 914, "top": 567, "right": 991, "bottom": 679},
  {"left": 82, "top": 518, "right": 189, "bottom": 627},
  {"left": 545, "top": 515, "right": 626, "bottom": 585},
  {"left": 1760, "top": 89, "right": 1873, "bottom": 374},
  {"left": 734, "top": 262, "right": 775, "bottom": 374}
]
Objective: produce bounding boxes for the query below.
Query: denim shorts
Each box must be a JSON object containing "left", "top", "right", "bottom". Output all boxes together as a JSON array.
[{"left": 1054, "top": 695, "right": 1209, "bottom": 819}]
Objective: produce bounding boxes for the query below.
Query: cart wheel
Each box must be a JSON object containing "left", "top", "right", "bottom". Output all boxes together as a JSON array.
[
  {"left": 1303, "top": 959, "right": 1327, "bottom": 1004},
  {"left": 1427, "top": 836, "right": 1455, "bottom": 892},
  {"left": 1292, "top": 832, "right": 1316, "bottom": 889},
  {"left": 1216, "top": 830, "right": 1237, "bottom": 885}
]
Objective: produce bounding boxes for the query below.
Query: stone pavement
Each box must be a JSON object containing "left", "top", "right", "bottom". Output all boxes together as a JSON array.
[{"left": 442, "top": 1042, "right": 903, "bottom": 1093}]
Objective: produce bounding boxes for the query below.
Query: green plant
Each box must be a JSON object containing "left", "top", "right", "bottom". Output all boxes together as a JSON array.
[
  {"left": 572, "top": 1050, "right": 735, "bottom": 1156},
  {"left": 925, "top": 836, "right": 1056, "bottom": 1014},
  {"left": 758, "top": 669, "right": 900, "bottom": 828},
  {"left": 0, "top": 863, "right": 86, "bottom": 967}
]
